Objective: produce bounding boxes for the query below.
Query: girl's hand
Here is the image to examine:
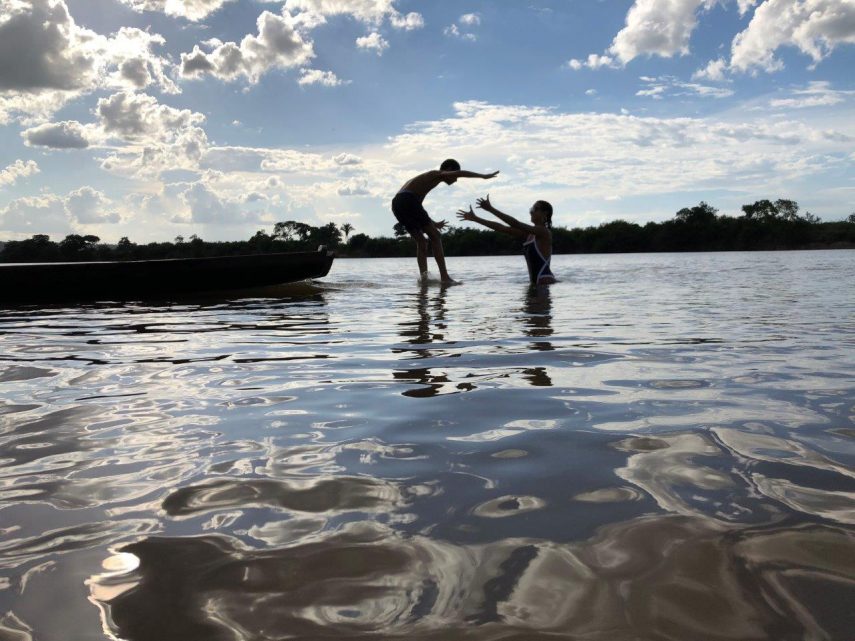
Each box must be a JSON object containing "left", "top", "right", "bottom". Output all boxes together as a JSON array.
[
  {"left": 482, "top": 170, "right": 499, "bottom": 179},
  {"left": 476, "top": 195, "right": 493, "bottom": 212},
  {"left": 434, "top": 219, "right": 448, "bottom": 230},
  {"left": 456, "top": 206, "right": 476, "bottom": 222}
]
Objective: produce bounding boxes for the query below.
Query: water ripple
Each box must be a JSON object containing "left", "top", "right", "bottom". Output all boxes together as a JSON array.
[{"left": 1, "top": 252, "right": 854, "bottom": 639}]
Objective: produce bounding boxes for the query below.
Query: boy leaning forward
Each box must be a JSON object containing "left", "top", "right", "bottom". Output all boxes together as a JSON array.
[{"left": 392, "top": 159, "right": 498, "bottom": 284}]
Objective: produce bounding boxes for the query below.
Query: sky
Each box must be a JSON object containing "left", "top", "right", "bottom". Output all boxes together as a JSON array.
[{"left": 0, "top": 0, "right": 854, "bottom": 242}]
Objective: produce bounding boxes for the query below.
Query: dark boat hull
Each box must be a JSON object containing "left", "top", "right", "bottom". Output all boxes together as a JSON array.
[{"left": 0, "top": 250, "right": 335, "bottom": 302}]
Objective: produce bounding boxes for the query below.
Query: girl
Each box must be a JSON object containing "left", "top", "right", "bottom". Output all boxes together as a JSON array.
[{"left": 457, "top": 195, "right": 556, "bottom": 285}]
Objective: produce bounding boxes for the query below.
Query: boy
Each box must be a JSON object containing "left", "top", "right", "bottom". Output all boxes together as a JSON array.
[{"left": 392, "top": 159, "right": 498, "bottom": 283}]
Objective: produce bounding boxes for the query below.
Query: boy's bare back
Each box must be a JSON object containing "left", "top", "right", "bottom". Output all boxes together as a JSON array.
[{"left": 399, "top": 171, "right": 445, "bottom": 198}]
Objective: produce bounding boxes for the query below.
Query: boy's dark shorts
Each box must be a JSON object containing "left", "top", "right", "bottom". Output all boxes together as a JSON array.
[{"left": 392, "top": 191, "right": 431, "bottom": 234}]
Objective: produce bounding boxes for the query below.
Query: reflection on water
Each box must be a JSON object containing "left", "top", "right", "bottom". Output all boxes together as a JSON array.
[
  {"left": 1, "top": 252, "right": 855, "bottom": 640},
  {"left": 88, "top": 517, "right": 855, "bottom": 641}
]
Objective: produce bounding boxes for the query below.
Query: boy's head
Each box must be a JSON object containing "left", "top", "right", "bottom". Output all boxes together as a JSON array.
[
  {"left": 530, "top": 200, "right": 553, "bottom": 228},
  {"left": 440, "top": 158, "right": 460, "bottom": 184}
]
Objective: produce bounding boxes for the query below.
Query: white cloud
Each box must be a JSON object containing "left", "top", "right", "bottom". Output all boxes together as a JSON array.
[
  {"left": 180, "top": 181, "right": 245, "bottom": 224},
  {"left": 381, "top": 100, "right": 853, "bottom": 210},
  {"left": 0, "top": 0, "right": 97, "bottom": 92},
  {"left": 65, "top": 187, "right": 120, "bottom": 224},
  {"left": 574, "top": 0, "right": 855, "bottom": 77},
  {"left": 336, "top": 178, "right": 371, "bottom": 195},
  {"left": 333, "top": 152, "right": 363, "bottom": 165},
  {"left": 97, "top": 92, "right": 205, "bottom": 140},
  {"left": 104, "top": 28, "right": 180, "bottom": 95},
  {"left": 0, "top": 160, "right": 40, "bottom": 187},
  {"left": 0, "top": 1, "right": 176, "bottom": 123},
  {"left": 93, "top": 93, "right": 209, "bottom": 178},
  {"left": 0, "top": 194, "right": 70, "bottom": 235},
  {"left": 768, "top": 81, "right": 855, "bottom": 108},
  {"left": 445, "top": 12, "right": 481, "bottom": 41},
  {"left": 567, "top": 54, "right": 618, "bottom": 70},
  {"left": 637, "top": 75, "right": 735, "bottom": 99},
  {"left": 22, "top": 121, "right": 91, "bottom": 149},
  {"left": 180, "top": 11, "right": 315, "bottom": 83},
  {"left": 178, "top": 1, "right": 421, "bottom": 85},
  {"left": 569, "top": 0, "right": 723, "bottom": 71},
  {"left": 585, "top": 89, "right": 598, "bottom": 96},
  {"left": 284, "top": 0, "right": 421, "bottom": 28},
  {"left": 16, "top": 92, "right": 209, "bottom": 178},
  {"left": 356, "top": 32, "right": 389, "bottom": 54},
  {"left": 731, "top": 0, "right": 855, "bottom": 73},
  {"left": 299, "top": 68, "right": 348, "bottom": 86},
  {"left": 444, "top": 24, "right": 477, "bottom": 42},
  {"left": 115, "top": 0, "right": 234, "bottom": 21},
  {"left": 738, "top": 0, "right": 759, "bottom": 14},
  {"left": 609, "top": 0, "right": 715, "bottom": 64},
  {"left": 0, "top": 186, "right": 119, "bottom": 236},
  {"left": 390, "top": 11, "right": 424, "bottom": 30},
  {"left": 693, "top": 57, "right": 729, "bottom": 81}
]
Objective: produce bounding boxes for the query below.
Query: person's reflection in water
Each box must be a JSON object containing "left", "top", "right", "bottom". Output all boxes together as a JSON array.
[
  {"left": 521, "top": 285, "right": 554, "bottom": 386},
  {"left": 396, "top": 281, "right": 449, "bottom": 350},
  {"left": 394, "top": 283, "right": 466, "bottom": 397},
  {"left": 523, "top": 285, "right": 554, "bottom": 349}
]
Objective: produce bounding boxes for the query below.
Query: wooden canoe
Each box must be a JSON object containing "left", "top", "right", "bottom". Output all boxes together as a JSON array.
[{"left": 0, "top": 248, "right": 335, "bottom": 302}]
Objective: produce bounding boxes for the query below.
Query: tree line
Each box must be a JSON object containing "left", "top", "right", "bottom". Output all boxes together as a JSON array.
[{"left": 2, "top": 199, "right": 854, "bottom": 263}]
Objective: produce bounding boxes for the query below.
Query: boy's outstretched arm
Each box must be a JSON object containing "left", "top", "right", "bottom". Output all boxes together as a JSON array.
[
  {"left": 441, "top": 170, "right": 500, "bottom": 180},
  {"left": 456, "top": 206, "right": 525, "bottom": 237}
]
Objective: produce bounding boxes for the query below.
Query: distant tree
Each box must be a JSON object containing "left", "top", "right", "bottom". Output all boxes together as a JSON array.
[
  {"left": 802, "top": 211, "right": 821, "bottom": 224},
  {"left": 247, "top": 230, "right": 272, "bottom": 251},
  {"left": 174, "top": 235, "right": 185, "bottom": 244},
  {"left": 341, "top": 222, "right": 354, "bottom": 239},
  {"left": 310, "top": 222, "right": 343, "bottom": 247},
  {"left": 742, "top": 199, "right": 779, "bottom": 220},
  {"left": 117, "top": 236, "right": 133, "bottom": 249},
  {"left": 675, "top": 201, "right": 718, "bottom": 224},
  {"left": 273, "top": 220, "right": 312, "bottom": 241},
  {"left": 741, "top": 198, "right": 811, "bottom": 222},
  {"left": 393, "top": 222, "right": 408, "bottom": 238},
  {"left": 348, "top": 233, "right": 370, "bottom": 250},
  {"left": 774, "top": 199, "right": 801, "bottom": 221},
  {"left": 59, "top": 234, "right": 100, "bottom": 260},
  {"left": 847, "top": 212, "right": 855, "bottom": 224}
]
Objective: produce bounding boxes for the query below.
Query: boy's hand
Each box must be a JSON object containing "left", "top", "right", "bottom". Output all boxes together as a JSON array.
[
  {"left": 434, "top": 219, "right": 448, "bottom": 230},
  {"left": 482, "top": 170, "right": 499, "bottom": 179},
  {"left": 476, "top": 195, "right": 494, "bottom": 212},
  {"left": 456, "top": 206, "right": 476, "bottom": 222}
]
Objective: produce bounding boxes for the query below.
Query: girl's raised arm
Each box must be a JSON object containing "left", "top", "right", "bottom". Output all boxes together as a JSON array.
[
  {"left": 476, "top": 195, "right": 546, "bottom": 237},
  {"left": 456, "top": 206, "right": 525, "bottom": 237}
]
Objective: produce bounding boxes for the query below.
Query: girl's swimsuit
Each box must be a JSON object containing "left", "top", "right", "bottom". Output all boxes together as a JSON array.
[{"left": 523, "top": 234, "right": 554, "bottom": 284}]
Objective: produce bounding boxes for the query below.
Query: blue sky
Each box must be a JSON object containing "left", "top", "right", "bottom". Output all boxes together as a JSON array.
[{"left": 1, "top": 0, "right": 854, "bottom": 241}]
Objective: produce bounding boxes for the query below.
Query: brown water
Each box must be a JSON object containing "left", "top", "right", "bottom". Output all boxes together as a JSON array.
[{"left": 1, "top": 252, "right": 854, "bottom": 640}]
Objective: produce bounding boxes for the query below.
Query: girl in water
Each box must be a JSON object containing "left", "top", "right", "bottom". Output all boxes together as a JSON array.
[{"left": 457, "top": 195, "right": 556, "bottom": 285}]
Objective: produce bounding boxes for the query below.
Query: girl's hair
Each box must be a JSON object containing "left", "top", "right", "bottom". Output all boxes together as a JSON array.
[
  {"left": 534, "top": 200, "right": 553, "bottom": 228},
  {"left": 440, "top": 158, "right": 461, "bottom": 171}
]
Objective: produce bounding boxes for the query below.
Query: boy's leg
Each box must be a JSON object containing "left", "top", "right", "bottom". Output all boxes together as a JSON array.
[
  {"left": 408, "top": 229, "right": 429, "bottom": 276},
  {"left": 423, "top": 223, "right": 452, "bottom": 282}
]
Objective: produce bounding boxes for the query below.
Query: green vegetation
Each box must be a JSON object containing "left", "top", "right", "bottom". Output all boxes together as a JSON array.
[{"left": 2, "top": 199, "right": 854, "bottom": 263}]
